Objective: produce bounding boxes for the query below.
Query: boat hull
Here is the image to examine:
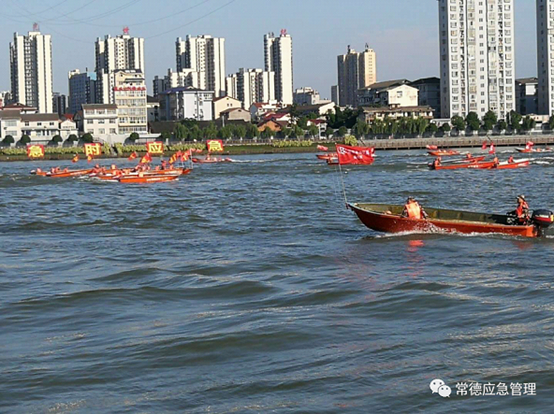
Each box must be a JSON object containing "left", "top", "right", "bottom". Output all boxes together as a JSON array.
[
  {"left": 117, "top": 175, "right": 179, "bottom": 183},
  {"left": 47, "top": 169, "right": 93, "bottom": 178},
  {"left": 430, "top": 161, "right": 495, "bottom": 170},
  {"left": 428, "top": 150, "right": 460, "bottom": 156},
  {"left": 316, "top": 153, "right": 337, "bottom": 160},
  {"left": 348, "top": 203, "right": 538, "bottom": 238},
  {"left": 494, "top": 160, "right": 530, "bottom": 169}
]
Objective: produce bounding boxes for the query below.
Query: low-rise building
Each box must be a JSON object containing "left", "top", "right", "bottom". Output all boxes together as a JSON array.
[
  {"left": 79, "top": 104, "right": 119, "bottom": 137},
  {"left": 160, "top": 87, "right": 214, "bottom": 121},
  {"left": 295, "top": 102, "right": 336, "bottom": 117},
  {"left": 515, "top": 78, "right": 538, "bottom": 115},
  {"left": 359, "top": 105, "right": 434, "bottom": 123},
  {"left": 409, "top": 77, "right": 441, "bottom": 118},
  {"left": 221, "top": 108, "right": 251, "bottom": 123},
  {"left": 0, "top": 109, "right": 77, "bottom": 142},
  {"left": 357, "top": 80, "right": 418, "bottom": 108},
  {"left": 294, "top": 87, "right": 326, "bottom": 105},
  {"left": 250, "top": 101, "right": 282, "bottom": 121},
  {"left": 213, "top": 96, "right": 242, "bottom": 119}
]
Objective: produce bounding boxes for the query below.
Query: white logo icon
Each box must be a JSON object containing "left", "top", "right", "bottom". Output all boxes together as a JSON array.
[
  {"left": 438, "top": 385, "right": 452, "bottom": 398},
  {"left": 430, "top": 379, "right": 445, "bottom": 394}
]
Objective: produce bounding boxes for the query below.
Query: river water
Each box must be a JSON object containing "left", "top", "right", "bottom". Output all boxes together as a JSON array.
[{"left": 1, "top": 150, "right": 554, "bottom": 413}]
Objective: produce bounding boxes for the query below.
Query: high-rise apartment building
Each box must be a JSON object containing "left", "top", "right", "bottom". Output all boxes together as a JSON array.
[
  {"left": 438, "top": 0, "right": 515, "bottom": 119},
  {"left": 264, "top": 30, "right": 293, "bottom": 105},
  {"left": 95, "top": 31, "right": 145, "bottom": 104},
  {"left": 68, "top": 69, "right": 97, "bottom": 114},
  {"left": 176, "top": 35, "right": 226, "bottom": 97},
  {"left": 537, "top": 0, "right": 554, "bottom": 115},
  {"left": 10, "top": 29, "right": 53, "bottom": 113},
  {"left": 113, "top": 70, "right": 147, "bottom": 134},
  {"left": 337, "top": 44, "right": 377, "bottom": 107},
  {"left": 226, "top": 68, "right": 275, "bottom": 109}
]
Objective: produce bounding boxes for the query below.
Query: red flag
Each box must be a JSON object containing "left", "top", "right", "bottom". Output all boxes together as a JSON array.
[
  {"left": 72, "top": 154, "right": 79, "bottom": 163},
  {"left": 317, "top": 145, "right": 329, "bottom": 151},
  {"left": 128, "top": 151, "right": 138, "bottom": 161},
  {"left": 489, "top": 143, "right": 495, "bottom": 154},
  {"left": 140, "top": 153, "right": 152, "bottom": 164},
  {"left": 169, "top": 151, "right": 181, "bottom": 164},
  {"left": 182, "top": 149, "right": 192, "bottom": 161},
  {"left": 87, "top": 155, "right": 93, "bottom": 163},
  {"left": 336, "top": 144, "right": 375, "bottom": 165},
  {"left": 525, "top": 141, "right": 534, "bottom": 150},
  {"left": 482, "top": 141, "right": 488, "bottom": 150}
]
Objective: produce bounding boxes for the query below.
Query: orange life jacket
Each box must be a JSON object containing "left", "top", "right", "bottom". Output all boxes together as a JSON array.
[
  {"left": 405, "top": 201, "right": 422, "bottom": 219},
  {"left": 516, "top": 201, "right": 529, "bottom": 218}
]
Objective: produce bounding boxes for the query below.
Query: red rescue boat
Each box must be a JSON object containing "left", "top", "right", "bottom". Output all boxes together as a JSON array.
[
  {"left": 47, "top": 169, "right": 94, "bottom": 178},
  {"left": 429, "top": 160, "right": 496, "bottom": 170},
  {"left": 493, "top": 159, "right": 530, "bottom": 170},
  {"left": 316, "top": 153, "right": 338, "bottom": 160},
  {"left": 428, "top": 149, "right": 460, "bottom": 156},
  {"left": 117, "top": 174, "right": 179, "bottom": 184},
  {"left": 348, "top": 203, "right": 554, "bottom": 238}
]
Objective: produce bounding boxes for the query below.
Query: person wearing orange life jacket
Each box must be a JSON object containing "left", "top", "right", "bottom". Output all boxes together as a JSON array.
[
  {"left": 508, "top": 156, "right": 514, "bottom": 163},
  {"left": 432, "top": 157, "right": 441, "bottom": 169},
  {"left": 402, "top": 197, "right": 429, "bottom": 219},
  {"left": 512, "top": 195, "right": 530, "bottom": 224}
]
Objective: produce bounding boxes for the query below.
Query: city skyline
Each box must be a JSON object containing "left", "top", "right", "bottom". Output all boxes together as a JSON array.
[{"left": 0, "top": 0, "right": 539, "bottom": 99}]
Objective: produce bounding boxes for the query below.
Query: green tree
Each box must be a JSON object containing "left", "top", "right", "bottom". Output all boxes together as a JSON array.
[
  {"left": 465, "top": 112, "right": 480, "bottom": 131},
  {"left": 353, "top": 120, "right": 370, "bottom": 138},
  {"left": 18, "top": 135, "right": 31, "bottom": 146},
  {"left": 508, "top": 110, "right": 522, "bottom": 132},
  {"left": 261, "top": 127, "right": 275, "bottom": 139},
  {"left": 548, "top": 115, "right": 554, "bottom": 130},
  {"left": 451, "top": 115, "right": 466, "bottom": 132},
  {"left": 159, "top": 131, "right": 172, "bottom": 142},
  {"left": 220, "top": 126, "right": 233, "bottom": 139},
  {"left": 280, "top": 127, "right": 292, "bottom": 139},
  {"left": 521, "top": 116, "right": 536, "bottom": 132},
  {"left": 482, "top": 110, "right": 498, "bottom": 131},
  {"left": 245, "top": 123, "right": 260, "bottom": 139},
  {"left": 290, "top": 125, "right": 305, "bottom": 139},
  {"left": 297, "top": 116, "right": 309, "bottom": 129},
  {"left": 203, "top": 122, "right": 218, "bottom": 140},
  {"left": 289, "top": 103, "right": 301, "bottom": 118},
  {"left": 66, "top": 134, "right": 78, "bottom": 143},
  {"left": 234, "top": 125, "right": 247, "bottom": 139},
  {"left": 338, "top": 126, "right": 348, "bottom": 137},
  {"left": 344, "top": 135, "right": 358, "bottom": 146},
  {"left": 414, "top": 117, "right": 429, "bottom": 137},
  {"left": 307, "top": 124, "right": 320, "bottom": 138},
  {"left": 325, "top": 127, "right": 335, "bottom": 138},
  {"left": 181, "top": 118, "right": 198, "bottom": 129},
  {"left": 128, "top": 132, "right": 140, "bottom": 142},
  {"left": 2, "top": 135, "right": 15, "bottom": 146},
  {"left": 173, "top": 124, "right": 188, "bottom": 141},
  {"left": 440, "top": 124, "right": 451, "bottom": 133},
  {"left": 426, "top": 123, "right": 439, "bottom": 135},
  {"left": 496, "top": 119, "right": 508, "bottom": 131},
  {"left": 50, "top": 135, "right": 63, "bottom": 146},
  {"left": 81, "top": 133, "right": 93, "bottom": 143}
]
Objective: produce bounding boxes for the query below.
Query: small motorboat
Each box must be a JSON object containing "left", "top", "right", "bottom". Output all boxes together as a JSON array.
[
  {"left": 117, "top": 174, "right": 179, "bottom": 184},
  {"left": 348, "top": 203, "right": 554, "bottom": 238},
  {"left": 428, "top": 149, "right": 460, "bottom": 156},
  {"left": 46, "top": 169, "right": 94, "bottom": 178},
  {"left": 516, "top": 147, "right": 553, "bottom": 153},
  {"left": 316, "top": 153, "right": 338, "bottom": 161},
  {"left": 493, "top": 159, "right": 530, "bottom": 170},
  {"left": 429, "top": 160, "right": 496, "bottom": 170},
  {"left": 192, "top": 157, "right": 234, "bottom": 164}
]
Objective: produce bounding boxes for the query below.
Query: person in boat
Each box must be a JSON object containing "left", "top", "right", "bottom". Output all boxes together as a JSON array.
[
  {"left": 401, "top": 197, "right": 429, "bottom": 219},
  {"left": 161, "top": 160, "right": 168, "bottom": 170},
  {"left": 466, "top": 153, "right": 473, "bottom": 159},
  {"left": 510, "top": 195, "right": 530, "bottom": 224},
  {"left": 493, "top": 156, "right": 499, "bottom": 167},
  {"left": 508, "top": 156, "right": 514, "bottom": 163},
  {"left": 432, "top": 157, "right": 441, "bottom": 168},
  {"left": 36, "top": 167, "right": 42, "bottom": 173}
]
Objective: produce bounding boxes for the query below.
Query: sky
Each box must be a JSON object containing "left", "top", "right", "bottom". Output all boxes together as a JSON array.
[{"left": 0, "top": 0, "right": 539, "bottom": 98}]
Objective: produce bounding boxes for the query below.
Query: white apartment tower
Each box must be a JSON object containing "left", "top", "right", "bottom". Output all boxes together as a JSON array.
[
  {"left": 10, "top": 29, "right": 53, "bottom": 113},
  {"left": 95, "top": 31, "right": 145, "bottom": 104},
  {"left": 264, "top": 30, "right": 293, "bottom": 105},
  {"left": 226, "top": 68, "right": 276, "bottom": 109},
  {"left": 537, "top": 0, "right": 554, "bottom": 115},
  {"left": 176, "top": 35, "right": 226, "bottom": 97},
  {"left": 439, "top": 0, "right": 515, "bottom": 120},
  {"left": 337, "top": 44, "right": 377, "bottom": 107}
]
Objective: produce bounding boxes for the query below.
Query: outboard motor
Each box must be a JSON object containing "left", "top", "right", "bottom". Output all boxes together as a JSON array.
[{"left": 531, "top": 209, "right": 554, "bottom": 229}]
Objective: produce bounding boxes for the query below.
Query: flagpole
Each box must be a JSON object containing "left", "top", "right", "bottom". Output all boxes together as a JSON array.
[{"left": 338, "top": 162, "right": 348, "bottom": 208}]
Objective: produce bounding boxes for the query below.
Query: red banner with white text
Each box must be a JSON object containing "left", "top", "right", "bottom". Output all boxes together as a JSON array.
[{"left": 336, "top": 144, "right": 375, "bottom": 165}]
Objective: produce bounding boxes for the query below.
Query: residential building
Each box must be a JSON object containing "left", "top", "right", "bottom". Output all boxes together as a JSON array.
[
  {"left": 226, "top": 68, "right": 275, "bottom": 109},
  {"left": 68, "top": 69, "right": 97, "bottom": 114},
  {"left": 220, "top": 108, "right": 251, "bottom": 123},
  {"left": 409, "top": 77, "right": 441, "bottom": 118},
  {"left": 250, "top": 101, "right": 283, "bottom": 121},
  {"left": 176, "top": 35, "right": 226, "bottom": 97},
  {"left": 95, "top": 31, "right": 145, "bottom": 104},
  {"left": 160, "top": 87, "right": 214, "bottom": 121},
  {"left": 337, "top": 44, "right": 377, "bottom": 107},
  {"left": 153, "top": 69, "right": 201, "bottom": 98},
  {"left": 537, "top": 0, "right": 554, "bottom": 115},
  {"left": 10, "top": 29, "right": 53, "bottom": 113},
  {"left": 0, "top": 91, "right": 12, "bottom": 107},
  {"left": 147, "top": 95, "right": 160, "bottom": 123},
  {"left": 516, "top": 78, "right": 538, "bottom": 115},
  {"left": 264, "top": 30, "right": 293, "bottom": 105},
  {"left": 358, "top": 80, "right": 418, "bottom": 108},
  {"left": 331, "top": 85, "right": 338, "bottom": 105},
  {"left": 438, "top": 0, "right": 515, "bottom": 119},
  {"left": 79, "top": 104, "right": 118, "bottom": 137},
  {"left": 293, "top": 87, "right": 325, "bottom": 105},
  {"left": 294, "top": 102, "right": 336, "bottom": 117},
  {"left": 359, "top": 105, "right": 434, "bottom": 124},
  {"left": 213, "top": 95, "right": 242, "bottom": 119},
  {"left": 113, "top": 70, "right": 148, "bottom": 134},
  {"left": 0, "top": 109, "right": 77, "bottom": 141},
  {"left": 53, "top": 93, "right": 67, "bottom": 117}
]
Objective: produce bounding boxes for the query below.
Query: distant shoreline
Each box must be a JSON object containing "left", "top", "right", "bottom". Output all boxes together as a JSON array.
[{"left": 1, "top": 134, "right": 553, "bottom": 162}]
